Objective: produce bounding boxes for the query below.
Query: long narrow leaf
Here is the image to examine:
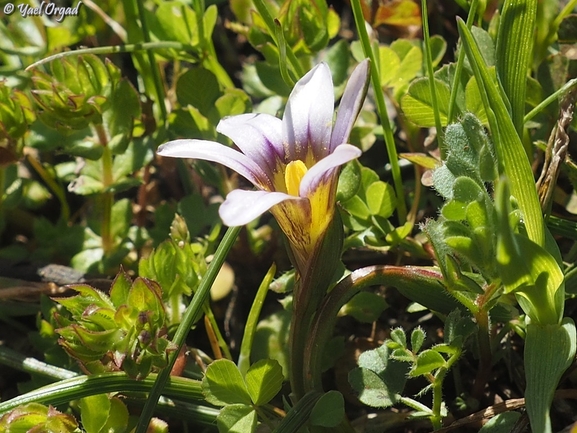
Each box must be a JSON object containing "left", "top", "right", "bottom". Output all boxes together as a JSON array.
[
  {"left": 495, "top": 0, "right": 537, "bottom": 140},
  {"left": 457, "top": 18, "right": 544, "bottom": 246}
]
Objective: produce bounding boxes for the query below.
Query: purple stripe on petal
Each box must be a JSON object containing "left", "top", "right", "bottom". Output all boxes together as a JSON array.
[
  {"left": 219, "top": 189, "right": 294, "bottom": 226},
  {"left": 299, "top": 144, "right": 362, "bottom": 197},
  {"left": 157, "top": 139, "right": 273, "bottom": 190},
  {"left": 282, "top": 63, "right": 334, "bottom": 162},
  {"left": 330, "top": 60, "right": 370, "bottom": 152},
  {"left": 217, "top": 113, "right": 283, "bottom": 175}
]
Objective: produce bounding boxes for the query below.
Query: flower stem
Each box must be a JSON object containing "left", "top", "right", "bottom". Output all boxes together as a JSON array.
[
  {"left": 350, "top": 0, "right": 407, "bottom": 223},
  {"left": 135, "top": 225, "right": 241, "bottom": 433}
]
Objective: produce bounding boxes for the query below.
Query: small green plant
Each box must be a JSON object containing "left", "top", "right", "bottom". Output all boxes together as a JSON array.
[{"left": 53, "top": 270, "right": 176, "bottom": 379}]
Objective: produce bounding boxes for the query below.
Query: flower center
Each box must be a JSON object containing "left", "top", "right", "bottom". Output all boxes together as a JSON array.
[{"left": 284, "top": 160, "right": 308, "bottom": 197}]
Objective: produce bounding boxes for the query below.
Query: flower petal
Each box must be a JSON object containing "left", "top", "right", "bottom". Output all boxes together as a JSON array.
[
  {"left": 157, "top": 139, "right": 273, "bottom": 190},
  {"left": 330, "top": 60, "right": 370, "bottom": 152},
  {"left": 282, "top": 63, "right": 334, "bottom": 162},
  {"left": 219, "top": 189, "right": 295, "bottom": 226},
  {"left": 217, "top": 113, "right": 283, "bottom": 175},
  {"left": 299, "top": 144, "right": 362, "bottom": 197}
]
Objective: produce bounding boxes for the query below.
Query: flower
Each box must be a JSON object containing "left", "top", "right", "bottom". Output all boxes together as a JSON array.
[{"left": 157, "top": 61, "right": 369, "bottom": 270}]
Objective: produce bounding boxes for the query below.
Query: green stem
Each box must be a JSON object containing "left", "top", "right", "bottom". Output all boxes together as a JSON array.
[
  {"left": 92, "top": 123, "right": 115, "bottom": 257},
  {"left": 0, "top": 372, "right": 209, "bottom": 417},
  {"left": 430, "top": 348, "right": 461, "bottom": 430},
  {"left": 350, "top": 0, "right": 407, "bottom": 223},
  {"left": 446, "top": 0, "right": 478, "bottom": 128},
  {"left": 471, "top": 307, "right": 492, "bottom": 399},
  {"left": 238, "top": 263, "right": 276, "bottom": 375},
  {"left": 25, "top": 42, "right": 193, "bottom": 72},
  {"left": 252, "top": 0, "right": 305, "bottom": 79},
  {"left": 0, "top": 345, "right": 78, "bottom": 381},
  {"left": 421, "top": 0, "right": 444, "bottom": 152},
  {"left": 134, "top": 0, "right": 168, "bottom": 126},
  {"left": 398, "top": 396, "right": 433, "bottom": 414},
  {"left": 524, "top": 78, "right": 577, "bottom": 124},
  {"left": 193, "top": 0, "right": 235, "bottom": 89},
  {"left": 98, "top": 129, "right": 114, "bottom": 256},
  {"left": 135, "top": 225, "right": 241, "bottom": 433}
]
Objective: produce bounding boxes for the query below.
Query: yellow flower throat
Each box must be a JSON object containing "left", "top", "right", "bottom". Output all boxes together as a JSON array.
[{"left": 284, "top": 160, "right": 308, "bottom": 196}]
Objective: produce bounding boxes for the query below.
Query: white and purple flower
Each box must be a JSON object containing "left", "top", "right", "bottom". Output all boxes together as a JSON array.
[{"left": 157, "top": 61, "right": 369, "bottom": 270}]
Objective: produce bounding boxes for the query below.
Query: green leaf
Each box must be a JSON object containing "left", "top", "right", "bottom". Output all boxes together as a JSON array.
[
  {"left": 112, "top": 139, "right": 154, "bottom": 181},
  {"left": 215, "top": 89, "right": 251, "bottom": 118},
  {"left": 203, "top": 5, "right": 218, "bottom": 43},
  {"left": 458, "top": 19, "right": 544, "bottom": 246},
  {"left": 202, "top": 359, "right": 252, "bottom": 406},
  {"left": 410, "top": 350, "right": 446, "bottom": 377},
  {"left": 495, "top": 181, "right": 563, "bottom": 324},
  {"left": 389, "top": 40, "right": 422, "bottom": 96},
  {"left": 342, "top": 195, "right": 371, "bottom": 220},
  {"left": 253, "top": 309, "right": 290, "bottom": 378},
  {"left": 325, "top": 40, "right": 350, "bottom": 87},
  {"left": 357, "top": 344, "right": 388, "bottom": 373},
  {"left": 444, "top": 309, "right": 476, "bottom": 346},
  {"left": 80, "top": 394, "right": 111, "bottom": 433},
  {"left": 244, "top": 359, "right": 283, "bottom": 406},
  {"left": 348, "top": 368, "right": 397, "bottom": 408},
  {"left": 366, "top": 181, "right": 396, "bottom": 218},
  {"left": 156, "top": 2, "right": 199, "bottom": 46},
  {"left": 310, "top": 391, "right": 345, "bottom": 427},
  {"left": 340, "top": 291, "right": 388, "bottom": 323},
  {"left": 464, "top": 76, "right": 488, "bottom": 124},
  {"left": 110, "top": 199, "right": 132, "bottom": 241},
  {"left": 109, "top": 269, "right": 133, "bottom": 308},
  {"left": 495, "top": 0, "right": 537, "bottom": 136},
  {"left": 126, "top": 278, "right": 165, "bottom": 324},
  {"left": 103, "top": 397, "right": 129, "bottom": 433},
  {"left": 478, "top": 411, "right": 521, "bottom": 433},
  {"left": 410, "top": 327, "right": 425, "bottom": 353},
  {"left": 216, "top": 404, "right": 257, "bottom": 433},
  {"left": 379, "top": 46, "right": 401, "bottom": 87},
  {"left": 104, "top": 79, "right": 141, "bottom": 155},
  {"left": 400, "top": 77, "right": 451, "bottom": 127},
  {"left": 389, "top": 328, "right": 407, "bottom": 348},
  {"left": 176, "top": 68, "right": 221, "bottom": 118},
  {"left": 429, "top": 35, "right": 447, "bottom": 67},
  {"left": 524, "top": 319, "right": 576, "bottom": 433},
  {"left": 337, "top": 160, "right": 362, "bottom": 202},
  {"left": 350, "top": 343, "right": 409, "bottom": 408}
]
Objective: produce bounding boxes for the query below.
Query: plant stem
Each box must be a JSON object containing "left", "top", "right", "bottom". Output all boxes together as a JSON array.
[
  {"left": 238, "top": 263, "right": 276, "bottom": 375},
  {"left": 0, "top": 372, "right": 208, "bottom": 416},
  {"left": 0, "top": 345, "right": 78, "bottom": 381},
  {"left": 95, "top": 124, "right": 114, "bottom": 256},
  {"left": 25, "top": 42, "right": 192, "bottom": 72},
  {"left": 447, "top": 0, "right": 478, "bottom": 127},
  {"left": 421, "top": 0, "right": 444, "bottom": 152},
  {"left": 135, "top": 225, "right": 240, "bottom": 433},
  {"left": 134, "top": 0, "right": 168, "bottom": 126},
  {"left": 350, "top": 0, "right": 407, "bottom": 223},
  {"left": 471, "top": 307, "right": 492, "bottom": 399}
]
